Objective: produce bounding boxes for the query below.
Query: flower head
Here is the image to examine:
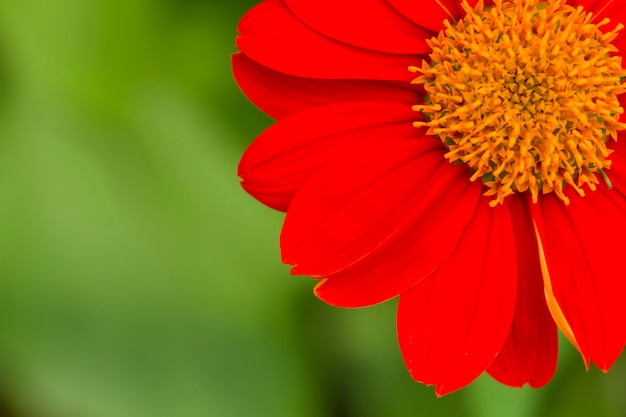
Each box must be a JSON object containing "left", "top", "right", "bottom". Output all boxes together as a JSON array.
[{"left": 234, "top": 0, "right": 626, "bottom": 395}]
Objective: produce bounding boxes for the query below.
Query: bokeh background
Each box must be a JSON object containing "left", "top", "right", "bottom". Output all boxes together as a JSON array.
[{"left": 0, "top": 0, "right": 624, "bottom": 416}]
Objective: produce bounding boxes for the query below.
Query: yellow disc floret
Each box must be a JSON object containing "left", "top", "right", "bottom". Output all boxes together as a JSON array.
[{"left": 413, "top": 0, "right": 626, "bottom": 206}]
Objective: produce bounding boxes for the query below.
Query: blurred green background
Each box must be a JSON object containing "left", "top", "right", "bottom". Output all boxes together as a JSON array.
[{"left": 0, "top": 0, "right": 623, "bottom": 416}]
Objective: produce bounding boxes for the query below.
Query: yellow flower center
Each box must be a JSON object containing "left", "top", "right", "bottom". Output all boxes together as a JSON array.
[{"left": 412, "top": 0, "right": 626, "bottom": 206}]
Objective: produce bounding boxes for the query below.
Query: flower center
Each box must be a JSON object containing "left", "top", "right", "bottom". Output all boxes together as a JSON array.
[{"left": 412, "top": 0, "right": 626, "bottom": 206}]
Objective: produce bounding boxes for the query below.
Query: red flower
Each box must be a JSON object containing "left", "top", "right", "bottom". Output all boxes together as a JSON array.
[{"left": 233, "top": 0, "right": 626, "bottom": 395}]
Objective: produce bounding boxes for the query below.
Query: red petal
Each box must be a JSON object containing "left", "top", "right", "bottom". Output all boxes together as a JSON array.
[
  {"left": 236, "top": 0, "right": 416, "bottom": 81},
  {"left": 281, "top": 137, "right": 457, "bottom": 275},
  {"left": 531, "top": 188, "right": 626, "bottom": 371},
  {"left": 386, "top": 0, "right": 463, "bottom": 32},
  {"left": 487, "top": 196, "right": 558, "bottom": 388},
  {"left": 397, "top": 199, "right": 517, "bottom": 396},
  {"left": 232, "top": 53, "right": 420, "bottom": 120},
  {"left": 284, "top": 0, "right": 432, "bottom": 54},
  {"left": 313, "top": 168, "right": 481, "bottom": 308},
  {"left": 238, "top": 101, "right": 419, "bottom": 212}
]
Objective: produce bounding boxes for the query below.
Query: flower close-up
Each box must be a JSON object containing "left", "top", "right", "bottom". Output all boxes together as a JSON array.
[{"left": 233, "top": 0, "right": 626, "bottom": 396}]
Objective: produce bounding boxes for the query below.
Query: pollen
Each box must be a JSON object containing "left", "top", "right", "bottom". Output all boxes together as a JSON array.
[{"left": 412, "top": 0, "right": 626, "bottom": 206}]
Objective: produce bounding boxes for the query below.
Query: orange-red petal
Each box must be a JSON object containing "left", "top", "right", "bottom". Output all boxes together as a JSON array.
[
  {"left": 284, "top": 0, "right": 431, "bottom": 54},
  {"left": 312, "top": 165, "right": 481, "bottom": 308},
  {"left": 238, "top": 101, "right": 419, "bottom": 212},
  {"left": 397, "top": 199, "right": 517, "bottom": 396},
  {"left": 530, "top": 187, "right": 626, "bottom": 371},
  {"left": 281, "top": 136, "right": 451, "bottom": 275},
  {"left": 487, "top": 195, "right": 558, "bottom": 388},
  {"left": 236, "top": 0, "right": 415, "bottom": 81},
  {"left": 232, "top": 54, "right": 419, "bottom": 120}
]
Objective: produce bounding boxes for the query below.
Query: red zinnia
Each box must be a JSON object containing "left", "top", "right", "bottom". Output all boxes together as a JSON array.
[{"left": 233, "top": 0, "right": 626, "bottom": 395}]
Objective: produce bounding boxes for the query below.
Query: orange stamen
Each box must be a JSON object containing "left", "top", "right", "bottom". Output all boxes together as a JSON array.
[{"left": 413, "top": 0, "right": 626, "bottom": 205}]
